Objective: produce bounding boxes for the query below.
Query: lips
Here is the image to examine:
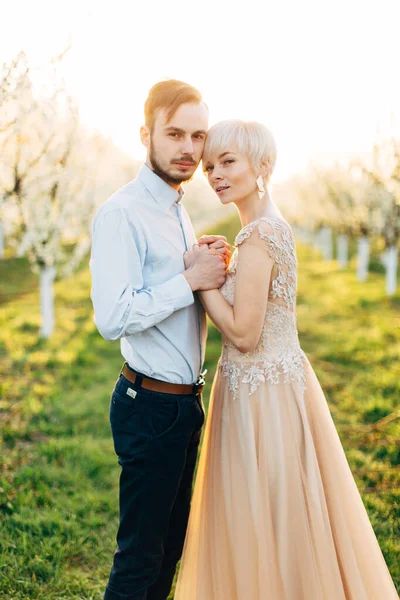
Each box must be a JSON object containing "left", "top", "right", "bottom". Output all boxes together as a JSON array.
[
  {"left": 216, "top": 185, "right": 230, "bottom": 193},
  {"left": 174, "top": 161, "right": 195, "bottom": 168}
]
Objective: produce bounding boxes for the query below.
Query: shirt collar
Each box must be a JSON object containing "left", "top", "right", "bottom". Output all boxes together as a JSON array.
[{"left": 138, "top": 163, "right": 185, "bottom": 211}]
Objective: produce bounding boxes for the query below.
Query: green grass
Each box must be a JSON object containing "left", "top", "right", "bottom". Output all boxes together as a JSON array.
[{"left": 0, "top": 215, "right": 399, "bottom": 598}]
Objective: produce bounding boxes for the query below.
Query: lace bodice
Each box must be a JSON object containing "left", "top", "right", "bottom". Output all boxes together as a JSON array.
[{"left": 219, "top": 217, "right": 306, "bottom": 398}]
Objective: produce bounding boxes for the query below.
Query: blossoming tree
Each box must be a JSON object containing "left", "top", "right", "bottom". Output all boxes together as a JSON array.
[
  {"left": 0, "top": 54, "right": 138, "bottom": 337},
  {"left": 0, "top": 52, "right": 30, "bottom": 258},
  {"left": 361, "top": 141, "right": 400, "bottom": 295}
]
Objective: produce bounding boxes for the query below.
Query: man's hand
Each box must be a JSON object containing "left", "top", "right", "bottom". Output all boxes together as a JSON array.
[
  {"left": 183, "top": 245, "right": 198, "bottom": 270},
  {"left": 184, "top": 244, "right": 227, "bottom": 291},
  {"left": 198, "top": 235, "right": 231, "bottom": 266}
]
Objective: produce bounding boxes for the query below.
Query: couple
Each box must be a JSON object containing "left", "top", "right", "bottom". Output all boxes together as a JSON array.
[{"left": 90, "top": 80, "right": 398, "bottom": 600}]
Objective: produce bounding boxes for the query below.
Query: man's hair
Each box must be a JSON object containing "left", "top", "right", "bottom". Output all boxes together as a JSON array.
[{"left": 144, "top": 79, "right": 204, "bottom": 131}]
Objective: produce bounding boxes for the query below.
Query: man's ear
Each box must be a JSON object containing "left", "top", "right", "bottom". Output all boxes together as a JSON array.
[{"left": 140, "top": 125, "right": 150, "bottom": 149}]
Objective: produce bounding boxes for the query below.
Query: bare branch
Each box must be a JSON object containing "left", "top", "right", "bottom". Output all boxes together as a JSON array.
[{"left": 49, "top": 38, "right": 72, "bottom": 65}]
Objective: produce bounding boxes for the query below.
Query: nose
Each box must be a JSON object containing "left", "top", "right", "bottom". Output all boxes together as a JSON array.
[
  {"left": 210, "top": 166, "right": 223, "bottom": 182},
  {"left": 181, "top": 136, "right": 194, "bottom": 155}
]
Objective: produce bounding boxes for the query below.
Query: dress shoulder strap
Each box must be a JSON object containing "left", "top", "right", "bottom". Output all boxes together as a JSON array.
[
  {"left": 234, "top": 216, "right": 285, "bottom": 246},
  {"left": 235, "top": 216, "right": 297, "bottom": 267}
]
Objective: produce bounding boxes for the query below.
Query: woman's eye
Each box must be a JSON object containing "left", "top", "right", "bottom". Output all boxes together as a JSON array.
[
  {"left": 224, "top": 159, "right": 234, "bottom": 165},
  {"left": 204, "top": 166, "right": 213, "bottom": 172}
]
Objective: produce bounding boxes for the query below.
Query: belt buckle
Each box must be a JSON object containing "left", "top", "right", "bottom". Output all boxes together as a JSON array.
[{"left": 194, "top": 369, "right": 207, "bottom": 395}]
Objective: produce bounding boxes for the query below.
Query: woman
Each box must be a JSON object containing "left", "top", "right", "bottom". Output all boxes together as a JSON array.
[{"left": 175, "top": 120, "right": 398, "bottom": 599}]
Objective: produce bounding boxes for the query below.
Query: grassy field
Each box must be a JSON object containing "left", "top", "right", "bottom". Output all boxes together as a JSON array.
[{"left": 0, "top": 215, "right": 399, "bottom": 598}]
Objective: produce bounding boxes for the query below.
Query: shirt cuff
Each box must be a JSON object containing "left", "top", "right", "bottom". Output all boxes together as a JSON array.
[{"left": 158, "top": 273, "right": 194, "bottom": 310}]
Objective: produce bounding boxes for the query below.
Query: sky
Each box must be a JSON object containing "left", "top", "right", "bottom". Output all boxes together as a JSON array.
[{"left": 1, "top": 0, "right": 400, "bottom": 183}]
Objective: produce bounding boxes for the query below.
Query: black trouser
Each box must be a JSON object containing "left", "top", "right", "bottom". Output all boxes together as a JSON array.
[{"left": 104, "top": 368, "right": 205, "bottom": 600}]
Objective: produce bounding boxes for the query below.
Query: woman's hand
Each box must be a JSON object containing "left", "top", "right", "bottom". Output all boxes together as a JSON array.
[
  {"left": 183, "top": 244, "right": 227, "bottom": 291},
  {"left": 198, "top": 235, "right": 231, "bottom": 266}
]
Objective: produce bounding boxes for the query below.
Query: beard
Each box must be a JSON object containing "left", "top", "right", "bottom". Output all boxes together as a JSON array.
[{"left": 149, "top": 145, "right": 196, "bottom": 185}]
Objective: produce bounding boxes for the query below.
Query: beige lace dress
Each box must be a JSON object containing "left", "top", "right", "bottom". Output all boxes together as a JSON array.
[{"left": 175, "top": 217, "right": 398, "bottom": 600}]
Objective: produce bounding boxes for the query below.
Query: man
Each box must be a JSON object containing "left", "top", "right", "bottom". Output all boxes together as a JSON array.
[{"left": 90, "top": 79, "right": 229, "bottom": 600}]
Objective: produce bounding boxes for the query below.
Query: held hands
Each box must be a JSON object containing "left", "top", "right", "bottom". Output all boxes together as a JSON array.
[
  {"left": 184, "top": 235, "right": 231, "bottom": 269},
  {"left": 184, "top": 235, "right": 230, "bottom": 291},
  {"left": 198, "top": 235, "right": 231, "bottom": 267}
]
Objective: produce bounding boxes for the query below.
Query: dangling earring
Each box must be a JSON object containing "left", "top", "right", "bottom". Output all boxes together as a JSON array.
[{"left": 256, "top": 175, "right": 265, "bottom": 199}]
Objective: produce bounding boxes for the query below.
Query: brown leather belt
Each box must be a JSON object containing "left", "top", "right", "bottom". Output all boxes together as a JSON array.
[{"left": 121, "top": 364, "right": 205, "bottom": 396}]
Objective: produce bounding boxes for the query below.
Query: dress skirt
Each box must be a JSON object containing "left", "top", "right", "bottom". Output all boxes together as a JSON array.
[{"left": 174, "top": 357, "right": 399, "bottom": 599}]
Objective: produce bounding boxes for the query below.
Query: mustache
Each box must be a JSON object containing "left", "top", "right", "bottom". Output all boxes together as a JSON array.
[{"left": 172, "top": 156, "right": 196, "bottom": 165}]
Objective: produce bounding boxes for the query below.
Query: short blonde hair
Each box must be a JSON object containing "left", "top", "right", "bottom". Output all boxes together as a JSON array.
[{"left": 203, "top": 120, "right": 277, "bottom": 183}]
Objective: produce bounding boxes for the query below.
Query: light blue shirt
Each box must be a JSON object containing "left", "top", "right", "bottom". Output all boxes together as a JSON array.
[{"left": 90, "top": 164, "right": 207, "bottom": 384}]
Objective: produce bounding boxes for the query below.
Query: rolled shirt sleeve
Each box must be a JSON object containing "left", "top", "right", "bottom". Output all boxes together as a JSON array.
[{"left": 90, "top": 208, "right": 194, "bottom": 341}]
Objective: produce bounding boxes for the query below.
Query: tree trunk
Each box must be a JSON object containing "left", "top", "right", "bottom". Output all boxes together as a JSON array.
[
  {"left": 294, "top": 226, "right": 311, "bottom": 245},
  {"left": 321, "top": 226, "right": 333, "bottom": 260},
  {"left": 337, "top": 234, "right": 349, "bottom": 269},
  {"left": 39, "top": 266, "right": 56, "bottom": 338},
  {"left": 385, "top": 245, "right": 398, "bottom": 296},
  {"left": 0, "top": 219, "right": 4, "bottom": 259},
  {"left": 313, "top": 229, "right": 321, "bottom": 252},
  {"left": 303, "top": 228, "right": 313, "bottom": 245},
  {"left": 357, "top": 237, "right": 370, "bottom": 282}
]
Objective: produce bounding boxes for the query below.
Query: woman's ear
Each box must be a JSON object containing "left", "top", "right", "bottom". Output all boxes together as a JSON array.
[
  {"left": 140, "top": 125, "right": 150, "bottom": 149},
  {"left": 259, "top": 159, "right": 270, "bottom": 180}
]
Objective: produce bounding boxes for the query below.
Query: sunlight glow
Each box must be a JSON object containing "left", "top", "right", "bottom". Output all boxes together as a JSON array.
[{"left": 1, "top": 0, "right": 400, "bottom": 182}]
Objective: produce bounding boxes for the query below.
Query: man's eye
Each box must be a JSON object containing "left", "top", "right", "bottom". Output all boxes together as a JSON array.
[
  {"left": 169, "top": 133, "right": 180, "bottom": 138},
  {"left": 194, "top": 134, "right": 205, "bottom": 140}
]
